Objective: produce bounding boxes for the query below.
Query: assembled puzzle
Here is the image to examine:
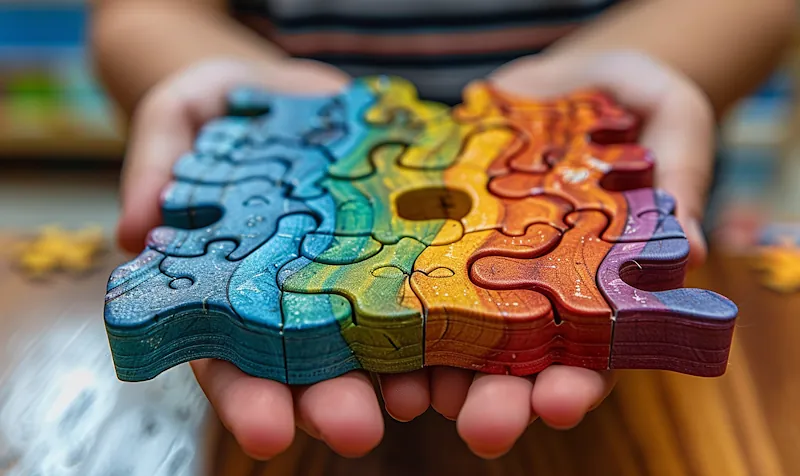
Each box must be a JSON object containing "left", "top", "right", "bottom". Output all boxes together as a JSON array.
[{"left": 104, "top": 76, "right": 739, "bottom": 384}]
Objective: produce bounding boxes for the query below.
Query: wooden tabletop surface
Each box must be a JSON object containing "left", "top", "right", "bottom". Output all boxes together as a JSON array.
[{"left": 0, "top": 232, "right": 796, "bottom": 476}]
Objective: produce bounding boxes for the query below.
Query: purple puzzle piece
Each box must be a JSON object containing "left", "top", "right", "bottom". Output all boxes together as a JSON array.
[
  {"left": 597, "top": 236, "right": 738, "bottom": 376},
  {"left": 601, "top": 188, "right": 686, "bottom": 243}
]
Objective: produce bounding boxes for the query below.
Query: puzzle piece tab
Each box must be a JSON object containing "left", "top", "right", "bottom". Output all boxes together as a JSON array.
[
  {"left": 597, "top": 237, "right": 738, "bottom": 376},
  {"left": 411, "top": 225, "right": 562, "bottom": 375},
  {"left": 279, "top": 238, "right": 425, "bottom": 373},
  {"left": 104, "top": 75, "right": 738, "bottom": 385},
  {"left": 471, "top": 211, "right": 617, "bottom": 369}
]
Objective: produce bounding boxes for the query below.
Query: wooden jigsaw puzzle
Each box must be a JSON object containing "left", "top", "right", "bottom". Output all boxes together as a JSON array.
[{"left": 104, "top": 76, "right": 739, "bottom": 384}]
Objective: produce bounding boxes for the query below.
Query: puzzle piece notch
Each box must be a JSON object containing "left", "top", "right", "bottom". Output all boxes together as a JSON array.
[
  {"left": 453, "top": 81, "right": 644, "bottom": 176},
  {"left": 341, "top": 143, "right": 466, "bottom": 247},
  {"left": 149, "top": 178, "right": 314, "bottom": 261},
  {"left": 301, "top": 233, "right": 383, "bottom": 265},
  {"left": 486, "top": 146, "right": 670, "bottom": 245},
  {"left": 585, "top": 188, "right": 685, "bottom": 244},
  {"left": 484, "top": 83, "right": 643, "bottom": 145},
  {"left": 488, "top": 141, "right": 655, "bottom": 199},
  {"left": 597, "top": 237, "right": 738, "bottom": 376},
  {"left": 324, "top": 76, "right": 439, "bottom": 180}
]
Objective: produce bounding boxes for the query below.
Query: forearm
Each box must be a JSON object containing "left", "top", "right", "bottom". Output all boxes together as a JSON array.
[
  {"left": 90, "top": 0, "right": 288, "bottom": 115},
  {"left": 547, "top": 0, "right": 797, "bottom": 116}
]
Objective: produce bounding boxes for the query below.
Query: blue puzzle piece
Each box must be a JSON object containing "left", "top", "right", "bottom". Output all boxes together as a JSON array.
[
  {"left": 150, "top": 178, "right": 311, "bottom": 261},
  {"left": 171, "top": 152, "right": 288, "bottom": 187},
  {"left": 228, "top": 213, "right": 317, "bottom": 329},
  {"left": 282, "top": 292, "right": 361, "bottom": 385},
  {"left": 173, "top": 143, "right": 333, "bottom": 199},
  {"left": 195, "top": 117, "right": 252, "bottom": 157},
  {"left": 227, "top": 87, "right": 346, "bottom": 146},
  {"left": 105, "top": 214, "right": 324, "bottom": 383},
  {"left": 104, "top": 241, "right": 287, "bottom": 382}
]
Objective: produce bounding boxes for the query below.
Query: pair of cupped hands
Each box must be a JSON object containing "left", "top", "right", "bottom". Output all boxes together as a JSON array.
[{"left": 117, "top": 50, "right": 713, "bottom": 460}]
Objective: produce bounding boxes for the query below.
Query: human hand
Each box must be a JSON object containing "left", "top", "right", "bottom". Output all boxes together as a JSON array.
[{"left": 391, "top": 51, "right": 713, "bottom": 459}]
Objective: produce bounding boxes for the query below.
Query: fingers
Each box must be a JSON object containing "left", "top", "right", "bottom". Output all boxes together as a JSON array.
[
  {"left": 192, "top": 360, "right": 384, "bottom": 459},
  {"left": 117, "top": 92, "right": 193, "bottom": 253},
  {"left": 293, "top": 371, "right": 385, "bottom": 458},
  {"left": 531, "top": 366, "right": 616, "bottom": 430},
  {"left": 379, "top": 369, "right": 431, "bottom": 422},
  {"left": 430, "top": 366, "right": 473, "bottom": 420},
  {"left": 190, "top": 359, "right": 295, "bottom": 460},
  {"left": 456, "top": 374, "right": 535, "bottom": 459}
]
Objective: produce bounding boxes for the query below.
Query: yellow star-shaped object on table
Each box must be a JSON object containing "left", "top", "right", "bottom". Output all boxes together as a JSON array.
[
  {"left": 13, "top": 225, "right": 106, "bottom": 278},
  {"left": 753, "top": 236, "right": 800, "bottom": 293}
]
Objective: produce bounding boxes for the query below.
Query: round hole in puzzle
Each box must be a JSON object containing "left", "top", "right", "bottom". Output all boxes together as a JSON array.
[{"left": 395, "top": 187, "right": 472, "bottom": 222}]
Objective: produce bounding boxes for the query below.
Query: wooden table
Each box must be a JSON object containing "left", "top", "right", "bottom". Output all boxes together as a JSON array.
[{"left": 0, "top": 233, "right": 796, "bottom": 476}]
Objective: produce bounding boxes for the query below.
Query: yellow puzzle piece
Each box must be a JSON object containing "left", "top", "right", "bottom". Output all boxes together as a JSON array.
[
  {"left": 754, "top": 237, "right": 800, "bottom": 293},
  {"left": 14, "top": 225, "right": 106, "bottom": 278}
]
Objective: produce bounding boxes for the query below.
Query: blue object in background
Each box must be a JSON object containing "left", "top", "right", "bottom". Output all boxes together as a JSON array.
[{"left": 0, "top": 3, "right": 86, "bottom": 49}]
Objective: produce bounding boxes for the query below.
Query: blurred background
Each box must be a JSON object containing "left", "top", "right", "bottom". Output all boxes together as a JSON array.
[{"left": 1, "top": 1, "right": 800, "bottom": 475}]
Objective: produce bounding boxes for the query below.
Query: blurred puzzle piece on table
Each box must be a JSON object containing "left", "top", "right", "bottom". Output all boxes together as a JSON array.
[
  {"left": 752, "top": 224, "right": 800, "bottom": 294},
  {"left": 103, "top": 76, "right": 739, "bottom": 385},
  {"left": 12, "top": 225, "right": 106, "bottom": 279}
]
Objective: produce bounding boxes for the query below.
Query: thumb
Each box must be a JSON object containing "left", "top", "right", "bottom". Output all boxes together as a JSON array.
[
  {"left": 639, "top": 82, "right": 714, "bottom": 268},
  {"left": 116, "top": 90, "right": 193, "bottom": 254}
]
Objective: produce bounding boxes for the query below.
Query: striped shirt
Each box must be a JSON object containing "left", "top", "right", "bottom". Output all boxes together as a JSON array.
[{"left": 231, "top": 0, "right": 623, "bottom": 104}]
